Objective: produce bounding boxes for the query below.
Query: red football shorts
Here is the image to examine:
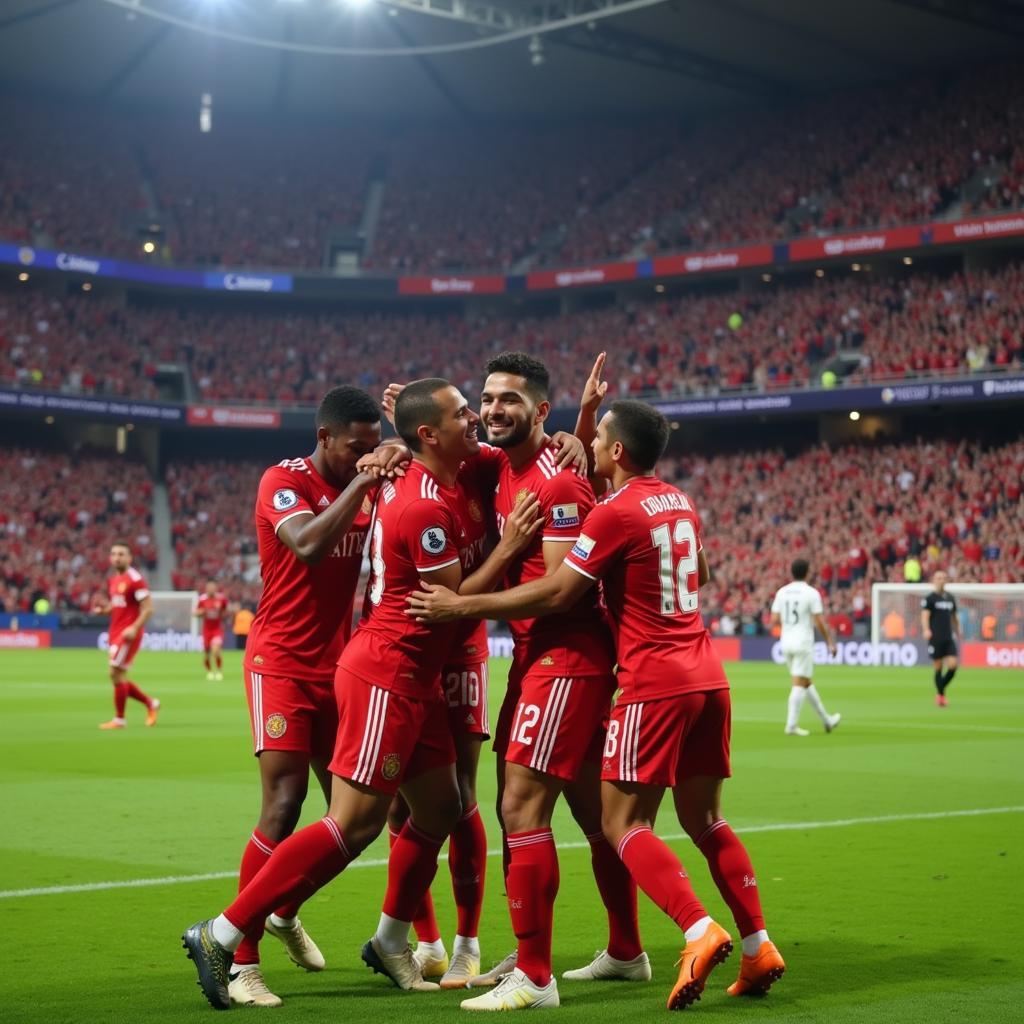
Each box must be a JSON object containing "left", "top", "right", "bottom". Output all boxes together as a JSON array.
[
  {"left": 602, "top": 688, "right": 732, "bottom": 787},
  {"left": 245, "top": 669, "right": 338, "bottom": 761},
  {"left": 442, "top": 660, "right": 490, "bottom": 739},
  {"left": 203, "top": 627, "right": 225, "bottom": 649},
  {"left": 497, "top": 662, "right": 615, "bottom": 781},
  {"left": 330, "top": 668, "right": 456, "bottom": 795},
  {"left": 108, "top": 632, "right": 143, "bottom": 670}
]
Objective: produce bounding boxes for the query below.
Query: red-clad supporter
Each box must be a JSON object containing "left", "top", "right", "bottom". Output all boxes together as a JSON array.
[{"left": 0, "top": 447, "right": 156, "bottom": 613}]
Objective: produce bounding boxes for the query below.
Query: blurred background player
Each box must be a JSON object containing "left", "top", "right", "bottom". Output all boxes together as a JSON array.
[
  {"left": 921, "top": 570, "right": 960, "bottom": 707},
  {"left": 771, "top": 560, "right": 841, "bottom": 737},
  {"left": 194, "top": 580, "right": 228, "bottom": 681},
  {"left": 409, "top": 399, "right": 786, "bottom": 1009},
  {"left": 226, "top": 386, "right": 385, "bottom": 1008},
  {"left": 92, "top": 541, "right": 159, "bottom": 731}
]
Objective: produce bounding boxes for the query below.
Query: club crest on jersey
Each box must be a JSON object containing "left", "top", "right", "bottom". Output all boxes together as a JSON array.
[
  {"left": 540, "top": 655, "right": 555, "bottom": 667},
  {"left": 467, "top": 499, "right": 484, "bottom": 523},
  {"left": 117, "top": 583, "right": 127, "bottom": 593},
  {"left": 515, "top": 488, "right": 530, "bottom": 506},
  {"left": 571, "top": 534, "right": 596, "bottom": 561},
  {"left": 381, "top": 753, "right": 401, "bottom": 781},
  {"left": 551, "top": 503, "right": 580, "bottom": 528},
  {"left": 421, "top": 527, "right": 447, "bottom": 555},
  {"left": 273, "top": 488, "right": 299, "bottom": 512},
  {"left": 253, "top": 654, "right": 264, "bottom": 665},
  {"left": 265, "top": 713, "right": 287, "bottom": 739}
]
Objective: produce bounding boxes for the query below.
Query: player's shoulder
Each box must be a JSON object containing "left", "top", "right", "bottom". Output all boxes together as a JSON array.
[{"left": 127, "top": 566, "right": 145, "bottom": 583}]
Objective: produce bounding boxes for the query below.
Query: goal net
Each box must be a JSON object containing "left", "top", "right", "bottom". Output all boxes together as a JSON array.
[
  {"left": 148, "top": 590, "right": 200, "bottom": 636},
  {"left": 871, "top": 583, "right": 1024, "bottom": 647}
]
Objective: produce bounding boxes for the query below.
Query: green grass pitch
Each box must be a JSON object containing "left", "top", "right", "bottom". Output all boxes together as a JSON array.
[{"left": 2, "top": 650, "right": 1022, "bottom": 1023}]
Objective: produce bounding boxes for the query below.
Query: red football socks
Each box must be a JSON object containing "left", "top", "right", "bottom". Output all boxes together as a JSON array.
[
  {"left": 232, "top": 829, "right": 302, "bottom": 965},
  {"left": 224, "top": 818, "right": 351, "bottom": 935},
  {"left": 695, "top": 820, "right": 766, "bottom": 936},
  {"left": 382, "top": 820, "right": 445, "bottom": 925},
  {"left": 388, "top": 825, "right": 441, "bottom": 943},
  {"left": 215, "top": 652, "right": 223, "bottom": 670},
  {"left": 124, "top": 681, "right": 151, "bottom": 707},
  {"left": 113, "top": 682, "right": 128, "bottom": 718},
  {"left": 586, "top": 831, "right": 642, "bottom": 962},
  {"left": 617, "top": 826, "right": 706, "bottom": 933},
  {"left": 449, "top": 804, "right": 488, "bottom": 938},
  {"left": 204, "top": 654, "right": 211, "bottom": 670},
  {"left": 506, "top": 829, "right": 559, "bottom": 987}
]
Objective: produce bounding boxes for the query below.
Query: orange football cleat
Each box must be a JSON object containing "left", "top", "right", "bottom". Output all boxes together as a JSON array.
[
  {"left": 99, "top": 719, "right": 125, "bottom": 730},
  {"left": 145, "top": 699, "right": 161, "bottom": 727},
  {"left": 726, "top": 940, "right": 786, "bottom": 997},
  {"left": 667, "top": 921, "right": 733, "bottom": 1010}
]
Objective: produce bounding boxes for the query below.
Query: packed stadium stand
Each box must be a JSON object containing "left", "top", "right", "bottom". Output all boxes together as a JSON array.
[
  {"left": 2, "top": 63, "right": 1023, "bottom": 273},
  {"left": 0, "top": 447, "right": 156, "bottom": 613},
  {"left": 4, "top": 259, "right": 1023, "bottom": 404}
]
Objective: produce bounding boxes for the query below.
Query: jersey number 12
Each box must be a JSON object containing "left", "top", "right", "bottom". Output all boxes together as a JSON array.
[{"left": 651, "top": 519, "right": 699, "bottom": 615}]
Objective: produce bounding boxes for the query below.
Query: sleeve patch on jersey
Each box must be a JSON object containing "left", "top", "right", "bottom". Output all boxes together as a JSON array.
[
  {"left": 421, "top": 526, "right": 448, "bottom": 555},
  {"left": 272, "top": 488, "right": 299, "bottom": 512},
  {"left": 570, "top": 533, "right": 596, "bottom": 561},
  {"left": 551, "top": 502, "right": 580, "bottom": 528}
]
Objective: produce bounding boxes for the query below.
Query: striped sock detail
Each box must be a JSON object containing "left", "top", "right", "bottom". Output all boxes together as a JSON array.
[
  {"left": 250, "top": 831, "right": 275, "bottom": 857},
  {"left": 321, "top": 817, "right": 350, "bottom": 857},
  {"left": 506, "top": 828, "right": 554, "bottom": 850},
  {"left": 695, "top": 819, "right": 730, "bottom": 847},
  {"left": 617, "top": 825, "right": 652, "bottom": 860}
]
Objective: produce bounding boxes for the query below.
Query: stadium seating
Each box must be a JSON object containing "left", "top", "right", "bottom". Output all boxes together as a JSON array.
[{"left": 0, "top": 447, "right": 156, "bottom": 613}]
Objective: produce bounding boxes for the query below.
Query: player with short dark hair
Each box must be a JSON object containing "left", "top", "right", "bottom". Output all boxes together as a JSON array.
[
  {"left": 183, "top": 379, "right": 540, "bottom": 1011},
  {"left": 93, "top": 540, "right": 159, "bottom": 730},
  {"left": 195, "top": 580, "right": 229, "bottom": 681},
  {"left": 922, "top": 570, "right": 960, "bottom": 706},
  {"left": 220, "top": 384, "right": 388, "bottom": 1007},
  {"left": 410, "top": 397, "right": 786, "bottom": 1010}
]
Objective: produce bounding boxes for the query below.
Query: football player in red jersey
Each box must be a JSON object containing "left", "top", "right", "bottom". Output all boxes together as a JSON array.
[
  {"left": 411, "top": 399, "right": 785, "bottom": 1011},
  {"left": 93, "top": 541, "right": 159, "bottom": 730},
  {"left": 182, "top": 379, "right": 540, "bottom": 1011},
  {"left": 223, "top": 385, "right": 387, "bottom": 1008},
  {"left": 194, "top": 580, "right": 228, "bottom": 681}
]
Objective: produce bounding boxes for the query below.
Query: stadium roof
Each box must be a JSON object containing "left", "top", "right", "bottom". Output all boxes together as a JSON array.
[{"left": 2, "top": 0, "right": 1023, "bottom": 119}]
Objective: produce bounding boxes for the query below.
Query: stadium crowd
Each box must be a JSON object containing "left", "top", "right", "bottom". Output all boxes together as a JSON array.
[
  {"left": 4, "top": 259, "right": 1023, "bottom": 402},
  {"left": 1, "top": 64, "right": 1023, "bottom": 273},
  {"left": 0, "top": 447, "right": 156, "bottom": 614}
]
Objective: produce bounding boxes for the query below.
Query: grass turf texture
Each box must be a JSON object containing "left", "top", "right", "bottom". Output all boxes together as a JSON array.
[{"left": 1, "top": 650, "right": 1021, "bottom": 1023}]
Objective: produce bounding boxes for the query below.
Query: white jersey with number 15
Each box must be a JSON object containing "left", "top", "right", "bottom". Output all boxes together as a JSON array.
[{"left": 771, "top": 580, "right": 823, "bottom": 651}]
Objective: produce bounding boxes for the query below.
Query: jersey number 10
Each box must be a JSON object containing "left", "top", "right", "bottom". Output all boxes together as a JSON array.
[{"left": 651, "top": 519, "right": 699, "bottom": 616}]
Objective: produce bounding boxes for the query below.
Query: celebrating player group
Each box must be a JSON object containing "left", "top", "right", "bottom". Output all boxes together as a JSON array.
[{"left": 181, "top": 351, "right": 786, "bottom": 1013}]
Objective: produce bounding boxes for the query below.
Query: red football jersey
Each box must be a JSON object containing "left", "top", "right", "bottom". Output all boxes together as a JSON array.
[
  {"left": 341, "top": 461, "right": 462, "bottom": 699},
  {"left": 480, "top": 441, "right": 614, "bottom": 675},
  {"left": 196, "top": 593, "right": 228, "bottom": 630},
  {"left": 108, "top": 567, "right": 149, "bottom": 639},
  {"left": 563, "top": 475, "right": 728, "bottom": 703},
  {"left": 446, "top": 460, "right": 492, "bottom": 668},
  {"left": 245, "top": 457, "right": 372, "bottom": 684}
]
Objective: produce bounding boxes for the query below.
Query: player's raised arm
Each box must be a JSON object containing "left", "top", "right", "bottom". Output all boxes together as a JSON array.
[
  {"left": 276, "top": 469, "right": 377, "bottom": 566},
  {"left": 574, "top": 351, "right": 609, "bottom": 463}
]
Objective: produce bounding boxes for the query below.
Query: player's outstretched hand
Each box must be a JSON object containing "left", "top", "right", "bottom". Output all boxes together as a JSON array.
[
  {"left": 406, "top": 583, "right": 463, "bottom": 623},
  {"left": 381, "top": 383, "right": 406, "bottom": 428},
  {"left": 580, "top": 351, "right": 609, "bottom": 413},
  {"left": 497, "top": 493, "right": 542, "bottom": 556},
  {"left": 550, "top": 431, "right": 588, "bottom": 475}
]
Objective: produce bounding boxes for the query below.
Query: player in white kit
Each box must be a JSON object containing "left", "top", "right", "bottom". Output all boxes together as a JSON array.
[{"left": 770, "top": 560, "right": 841, "bottom": 737}]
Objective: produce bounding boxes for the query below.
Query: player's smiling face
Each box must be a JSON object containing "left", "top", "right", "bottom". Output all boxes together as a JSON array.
[
  {"left": 480, "top": 372, "right": 545, "bottom": 449},
  {"left": 320, "top": 420, "right": 383, "bottom": 486},
  {"left": 431, "top": 385, "right": 480, "bottom": 459}
]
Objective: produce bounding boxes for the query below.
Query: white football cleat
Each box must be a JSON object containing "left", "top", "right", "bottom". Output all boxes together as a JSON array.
[
  {"left": 228, "top": 966, "right": 284, "bottom": 1008},
  {"left": 466, "top": 950, "right": 517, "bottom": 988},
  {"left": 412, "top": 943, "right": 449, "bottom": 980},
  {"left": 461, "top": 968, "right": 559, "bottom": 1011},
  {"left": 265, "top": 917, "right": 325, "bottom": 971},
  {"left": 562, "top": 949, "right": 651, "bottom": 982},
  {"left": 206, "top": 671, "right": 215, "bottom": 681},
  {"left": 441, "top": 949, "right": 482, "bottom": 989},
  {"left": 825, "top": 712, "right": 842, "bottom": 733},
  {"left": 784, "top": 726, "right": 810, "bottom": 737},
  {"left": 361, "top": 937, "right": 440, "bottom": 991}
]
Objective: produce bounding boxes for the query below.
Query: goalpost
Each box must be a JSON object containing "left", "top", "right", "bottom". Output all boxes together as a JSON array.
[
  {"left": 148, "top": 590, "right": 201, "bottom": 636},
  {"left": 871, "top": 583, "right": 1024, "bottom": 647}
]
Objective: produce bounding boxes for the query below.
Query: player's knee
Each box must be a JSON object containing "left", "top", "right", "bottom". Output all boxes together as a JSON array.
[
  {"left": 456, "top": 771, "right": 477, "bottom": 812},
  {"left": 259, "top": 792, "right": 305, "bottom": 839}
]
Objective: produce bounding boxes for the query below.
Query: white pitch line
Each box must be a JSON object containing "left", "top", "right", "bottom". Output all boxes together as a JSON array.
[
  {"left": 2, "top": 805, "right": 1021, "bottom": 901},
  {"left": 733, "top": 716, "right": 1024, "bottom": 735}
]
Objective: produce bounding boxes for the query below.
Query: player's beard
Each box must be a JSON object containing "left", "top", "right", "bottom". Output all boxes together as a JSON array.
[{"left": 484, "top": 417, "right": 531, "bottom": 449}]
